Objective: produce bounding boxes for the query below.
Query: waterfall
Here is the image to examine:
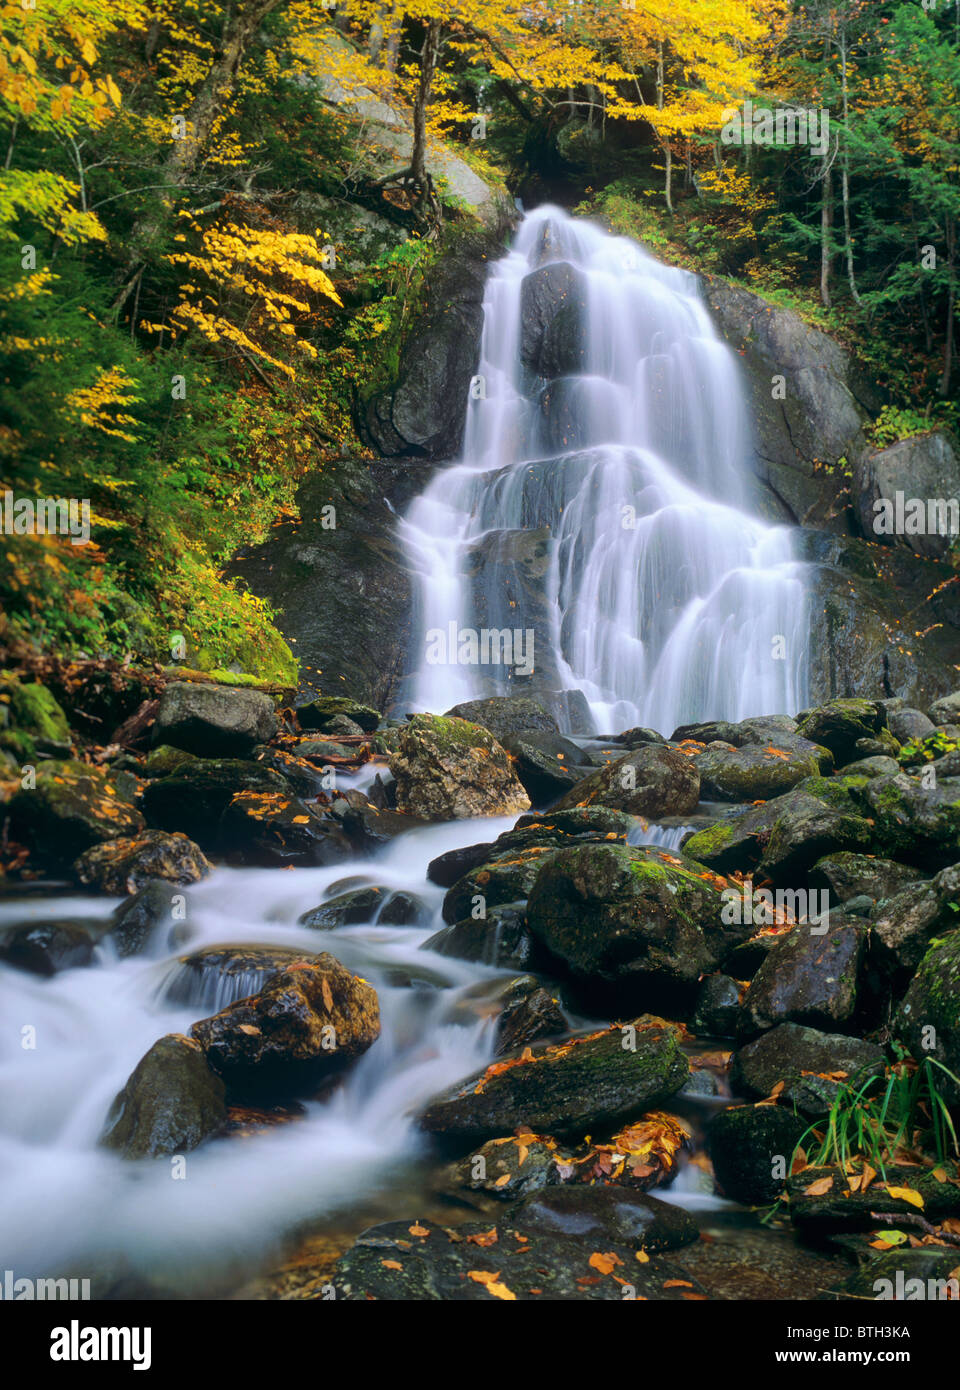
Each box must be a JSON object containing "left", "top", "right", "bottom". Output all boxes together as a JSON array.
[{"left": 400, "top": 205, "right": 808, "bottom": 733}]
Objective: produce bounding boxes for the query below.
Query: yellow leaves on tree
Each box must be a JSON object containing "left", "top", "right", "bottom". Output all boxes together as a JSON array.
[
  {"left": 64, "top": 365, "right": 143, "bottom": 442},
  {"left": 167, "top": 217, "right": 343, "bottom": 379}
]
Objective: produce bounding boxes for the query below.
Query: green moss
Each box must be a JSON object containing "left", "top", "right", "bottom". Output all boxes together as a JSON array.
[{"left": 683, "top": 821, "right": 735, "bottom": 860}]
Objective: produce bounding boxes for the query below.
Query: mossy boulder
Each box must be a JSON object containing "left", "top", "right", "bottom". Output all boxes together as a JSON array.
[
  {"left": 152, "top": 680, "right": 278, "bottom": 757},
  {"left": 550, "top": 744, "right": 699, "bottom": 818},
  {"left": 8, "top": 759, "right": 145, "bottom": 869},
  {"left": 389, "top": 714, "right": 530, "bottom": 821},
  {"left": 444, "top": 695, "right": 558, "bottom": 742},
  {"left": 141, "top": 759, "right": 289, "bottom": 849},
  {"left": 808, "top": 851, "right": 924, "bottom": 905},
  {"left": 870, "top": 863, "right": 960, "bottom": 984},
  {"left": 861, "top": 771, "right": 960, "bottom": 866},
  {"left": 99, "top": 1033, "right": 227, "bottom": 1159},
  {"left": 525, "top": 842, "right": 739, "bottom": 1008},
  {"left": 143, "top": 744, "right": 199, "bottom": 778},
  {"left": 895, "top": 929, "right": 960, "bottom": 1102},
  {"left": 500, "top": 730, "right": 587, "bottom": 802},
  {"left": 730, "top": 1022, "right": 885, "bottom": 1117},
  {"left": 740, "top": 918, "right": 867, "bottom": 1035},
  {"left": 423, "top": 902, "right": 537, "bottom": 971},
  {"left": 419, "top": 1019, "right": 689, "bottom": 1142},
  {"left": 682, "top": 790, "right": 872, "bottom": 881},
  {"left": 190, "top": 955, "right": 380, "bottom": 1099},
  {"left": 296, "top": 696, "right": 381, "bottom": 734},
  {"left": 787, "top": 1162, "right": 960, "bottom": 1231},
  {"left": 694, "top": 741, "right": 823, "bottom": 802},
  {"left": 74, "top": 829, "right": 210, "bottom": 894},
  {"left": 707, "top": 1104, "right": 807, "bottom": 1204},
  {"left": 0, "top": 676, "right": 72, "bottom": 760},
  {"left": 219, "top": 791, "right": 353, "bottom": 868},
  {"left": 796, "top": 698, "right": 887, "bottom": 765}
]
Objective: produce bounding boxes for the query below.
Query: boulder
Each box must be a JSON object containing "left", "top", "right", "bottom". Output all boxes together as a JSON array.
[
  {"left": 929, "top": 690, "right": 960, "bottom": 727},
  {"left": 296, "top": 696, "right": 381, "bottom": 733},
  {"left": 787, "top": 1162, "right": 960, "bottom": 1231},
  {"left": 159, "top": 945, "right": 313, "bottom": 1010},
  {"left": 824, "top": 1247, "right": 960, "bottom": 1302},
  {"left": 8, "top": 760, "right": 145, "bottom": 869},
  {"left": 895, "top": 930, "right": 960, "bottom": 1103},
  {"left": 526, "top": 843, "right": 737, "bottom": 1007},
  {"left": 422, "top": 902, "right": 537, "bottom": 971},
  {"left": 549, "top": 744, "right": 700, "bottom": 818},
  {"left": 730, "top": 1023, "right": 885, "bottom": 1117},
  {"left": 219, "top": 791, "right": 353, "bottom": 868},
  {"left": 443, "top": 695, "right": 558, "bottom": 742},
  {"left": 109, "top": 880, "right": 185, "bottom": 958},
  {"left": 190, "top": 956, "right": 380, "bottom": 1098},
  {"left": 500, "top": 730, "right": 586, "bottom": 802},
  {"left": 808, "top": 852, "right": 924, "bottom": 906},
  {"left": 888, "top": 707, "right": 936, "bottom": 744},
  {"left": 152, "top": 681, "right": 277, "bottom": 757},
  {"left": 141, "top": 759, "right": 289, "bottom": 850},
  {"left": 871, "top": 863, "right": 960, "bottom": 983},
  {"left": 691, "top": 975, "right": 742, "bottom": 1038},
  {"left": 740, "top": 919, "right": 867, "bottom": 1035},
  {"left": 299, "top": 886, "right": 428, "bottom": 929},
  {"left": 495, "top": 983, "right": 567, "bottom": 1056},
  {"left": 0, "top": 920, "right": 95, "bottom": 976},
  {"left": 389, "top": 714, "right": 530, "bottom": 821},
  {"left": 861, "top": 771, "right": 960, "bottom": 866},
  {"left": 693, "top": 741, "right": 822, "bottom": 802},
  {"left": 853, "top": 430, "right": 960, "bottom": 561},
  {"left": 0, "top": 675, "right": 72, "bottom": 760},
  {"left": 519, "top": 260, "right": 589, "bottom": 379},
  {"left": 795, "top": 698, "right": 887, "bottom": 765},
  {"left": 427, "top": 839, "right": 495, "bottom": 888},
  {"left": 707, "top": 1104, "right": 807, "bottom": 1205},
  {"left": 99, "top": 1033, "right": 227, "bottom": 1159},
  {"left": 74, "top": 829, "right": 210, "bottom": 895},
  {"left": 419, "top": 1020, "right": 689, "bottom": 1142}
]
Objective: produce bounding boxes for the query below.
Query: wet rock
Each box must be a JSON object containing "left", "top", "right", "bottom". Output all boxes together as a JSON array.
[
  {"left": 0, "top": 920, "right": 95, "bottom": 975},
  {"left": 500, "top": 731, "right": 586, "bottom": 802},
  {"left": 519, "top": 260, "right": 589, "bottom": 378},
  {"left": 839, "top": 755, "right": 900, "bottom": 778},
  {"left": 422, "top": 903, "right": 537, "bottom": 971},
  {"left": 730, "top": 1023, "right": 885, "bottom": 1117},
  {"left": 142, "top": 758, "right": 289, "bottom": 849},
  {"left": 389, "top": 714, "right": 530, "bottom": 821},
  {"left": 854, "top": 431, "right": 960, "bottom": 561},
  {"left": 615, "top": 726, "right": 667, "bottom": 746},
  {"left": 707, "top": 1104, "right": 807, "bottom": 1205},
  {"left": 525, "top": 842, "right": 740, "bottom": 1009},
  {"left": 861, "top": 771, "right": 960, "bottom": 866},
  {"left": 871, "top": 863, "right": 960, "bottom": 983},
  {"left": 153, "top": 681, "right": 277, "bottom": 757},
  {"left": 296, "top": 697, "right": 381, "bottom": 734},
  {"left": 325, "top": 795, "right": 427, "bottom": 852},
  {"left": 443, "top": 696, "right": 558, "bottom": 743},
  {"left": 143, "top": 745, "right": 198, "bottom": 777},
  {"left": 692, "top": 975, "right": 742, "bottom": 1038},
  {"left": 929, "top": 690, "right": 960, "bottom": 727},
  {"left": 160, "top": 945, "right": 313, "bottom": 1010},
  {"left": 888, "top": 707, "right": 936, "bottom": 744},
  {"left": 740, "top": 919, "right": 867, "bottom": 1035},
  {"left": 74, "top": 829, "right": 210, "bottom": 895},
  {"left": 419, "top": 1020, "right": 689, "bottom": 1142},
  {"left": 252, "top": 747, "right": 331, "bottom": 798},
  {"left": 8, "top": 760, "right": 146, "bottom": 869},
  {"left": 808, "top": 851, "right": 924, "bottom": 905},
  {"left": 442, "top": 845, "right": 556, "bottom": 925},
  {"left": 190, "top": 956, "right": 380, "bottom": 1099},
  {"left": 682, "top": 790, "right": 872, "bottom": 882},
  {"left": 787, "top": 1162, "right": 960, "bottom": 1231},
  {"left": 694, "top": 741, "right": 822, "bottom": 802},
  {"left": 99, "top": 1033, "right": 227, "bottom": 1159},
  {"left": 110, "top": 879, "right": 187, "bottom": 957},
  {"left": 452, "top": 1134, "right": 564, "bottom": 1200},
  {"left": 219, "top": 791, "right": 353, "bottom": 868},
  {"left": 795, "top": 698, "right": 887, "bottom": 766},
  {"left": 299, "top": 886, "right": 428, "bottom": 929},
  {"left": 427, "top": 839, "right": 495, "bottom": 888},
  {"left": 550, "top": 744, "right": 699, "bottom": 818},
  {"left": 823, "top": 1246, "right": 960, "bottom": 1301},
  {"left": 895, "top": 930, "right": 960, "bottom": 1103},
  {"left": 495, "top": 984, "right": 567, "bottom": 1055}
]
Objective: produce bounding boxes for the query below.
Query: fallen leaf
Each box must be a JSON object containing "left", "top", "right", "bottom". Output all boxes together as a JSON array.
[{"left": 885, "top": 1185, "right": 925, "bottom": 1209}]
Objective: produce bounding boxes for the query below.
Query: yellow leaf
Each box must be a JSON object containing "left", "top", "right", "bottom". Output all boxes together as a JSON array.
[{"left": 885, "top": 1186, "right": 925, "bottom": 1209}]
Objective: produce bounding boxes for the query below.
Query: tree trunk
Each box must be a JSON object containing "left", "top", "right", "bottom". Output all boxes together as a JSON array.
[
  {"left": 410, "top": 18, "right": 442, "bottom": 190},
  {"left": 940, "top": 215, "right": 956, "bottom": 397},
  {"left": 820, "top": 157, "right": 833, "bottom": 308},
  {"left": 656, "top": 42, "right": 673, "bottom": 214},
  {"left": 839, "top": 35, "right": 861, "bottom": 304}
]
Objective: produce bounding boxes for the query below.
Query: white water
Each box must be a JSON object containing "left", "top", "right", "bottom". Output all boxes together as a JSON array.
[{"left": 401, "top": 205, "right": 808, "bottom": 732}]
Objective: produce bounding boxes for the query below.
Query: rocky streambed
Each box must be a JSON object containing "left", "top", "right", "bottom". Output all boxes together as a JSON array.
[{"left": 3, "top": 678, "right": 960, "bottom": 1300}]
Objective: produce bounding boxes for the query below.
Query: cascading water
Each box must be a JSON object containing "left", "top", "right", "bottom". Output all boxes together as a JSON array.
[{"left": 401, "top": 205, "right": 808, "bottom": 732}]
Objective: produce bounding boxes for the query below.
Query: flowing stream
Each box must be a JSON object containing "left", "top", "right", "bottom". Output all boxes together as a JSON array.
[{"left": 0, "top": 207, "right": 808, "bottom": 1291}]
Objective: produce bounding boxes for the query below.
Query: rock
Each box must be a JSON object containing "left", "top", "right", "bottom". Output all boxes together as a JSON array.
[
  {"left": 99, "top": 1034, "right": 227, "bottom": 1159},
  {"left": 332, "top": 1186, "right": 703, "bottom": 1301},
  {"left": 299, "top": 886, "right": 428, "bottom": 929},
  {"left": 452, "top": 1134, "right": 565, "bottom": 1200},
  {"left": 74, "top": 829, "right": 210, "bottom": 895},
  {"left": 500, "top": 730, "right": 585, "bottom": 802},
  {"left": 795, "top": 697, "right": 887, "bottom": 767},
  {"left": 787, "top": 1163, "right": 960, "bottom": 1231},
  {"left": 190, "top": 956, "right": 380, "bottom": 1099},
  {"left": 888, "top": 707, "right": 937, "bottom": 743},
  {"left": 427, "top": 839, "right": 495, "bottom": 888},
  {"left": 152, "top": 681, "right": 277, "bottom": 757},
  {"left": 141, "top": 759, "right": 289, "bottom": 850},
  {"left": 871, "top": 864, "right": 960, "bottom": 983},
  {"left": 526, "top": 843, "right": 737, "bottom": 1008},
  {"left": 8, "top": 760, "right": 146, "bottom": 869},
  {"left": 550, "top": 744, "right": 700, "bottom": 817},
  {"left": 324, "top": 795, "right": 427, "bottom": 853},
  {"left": 707, "top": 1104, "right": 807, "bottom": 1204},
  {"left": 861, "top": 771, "right": 960, "bottom": 865},
  {"left": 219, "top": 791, "right": 353, "bottom": 868},
  {"left": 495, "top": 984, "right": 566, "bottom": 1055},
  {"left": 929, "top": 690, "right": 960, "bottom": 727},
  {"left": 0, "top": 920, "right": 95, "bottom": 975},
  {"left": 730, "top": 1023, "right": 885, "bottom": 1117},
  {"left": 143, "top": 744, "right": 198, "bottom": 777},
  {"left": 441, "top": 845, "right": 557, "bottom": 925},
  {"left": 755, "top": 792, "right": 873, "bottom": 882},
  {"left": 109, "top": 880, "right": 185, "bottom": 958},
  {"left": 895, "top": 930, "right": 960, "bottom": 1103},
  {"left": 159, "top": 945, "right": 313, "bottom": 1011},
  {"left": 389, "top": 714, "right": 530, "bottom": 821},
  {"left": 422, "top": 902, "right": 537, "bottom": 971},
  {"left": 358, "top": 230, "right": 499, "bottom": 460},
  {"left": 296, "top": 697, "right": 381, "bottom": 733},
  {"left": 808, "top": 852, "right": 924, "bottom": 906},
  {"left": 853, "top": 430, "right": 960, "bottom": 561},
  {"left": 252, "top": 747, "right": 331, "bottom": 798},
  {"left": 616, "top": 726, "right": 667, "bottom": 746},
  {"left": 0, "top": 676, "right": 72, "bottom": 760},
  {"left": 836, "top": 755, "right": 900, "bottom": 778},
  {"left": 419, "top": 1020, "right": 689, "bottom": 1142},
  {"left": 443, "top": 696, "right": 558, "bottom": 742},
  {"left": 824, "top": 1247, "right": 960, "bottom": 1301},
  {"left": 519, "top": 260, "right": 589, "bottom": 378},
  {"left": 692, "top": 975, "right": 742, "bottom": 1038},
  {"left": 740, "top": 919, "right": 867, "bottom": 1035},
  {"left": 693, "top": 741, "right": 822, "bottom": 802}
]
